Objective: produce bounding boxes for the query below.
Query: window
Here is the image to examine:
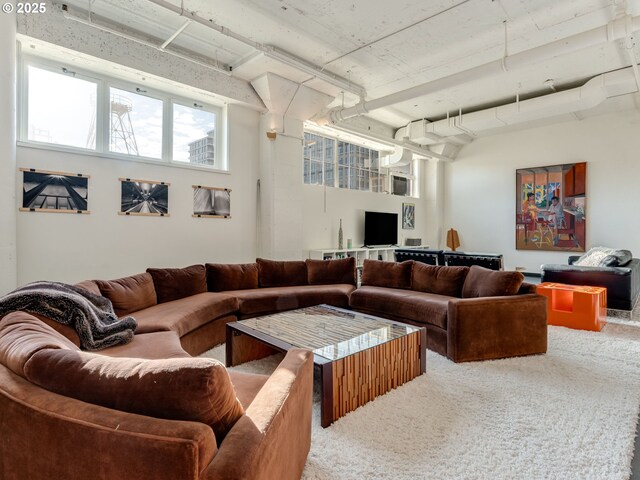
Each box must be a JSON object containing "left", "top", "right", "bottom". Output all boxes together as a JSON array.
[
  {"left": 21, "top": 59, "right": 226, "bottom": 171},
  {"left": 303, "top": 133, "right": 334, "bottom": 186},
  {"left": 109, "top": 87, "right": 163, "bottom": 159},
  {"left": 173, "top": 103, "right": 217, "bottom": 167},
  {"left": 303, "top": 131, "right": 412, "bottom": 196},
  {"left": 27, "top": 66, "right": 97, "bottom": 149}
]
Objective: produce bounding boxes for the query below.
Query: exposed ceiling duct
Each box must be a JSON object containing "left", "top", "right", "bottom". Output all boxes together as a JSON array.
[
  {"left": 395, "top": 66, "right": 640, "bottom": 143},
  {"left": 382, "top": 146, "right": 413, "bottom": 167},
  {"left": 251, "top": 72, "right": 334, "bottom": 121},
  {"left": 315, "top": 14, "right": 640, "bottom": 125}
]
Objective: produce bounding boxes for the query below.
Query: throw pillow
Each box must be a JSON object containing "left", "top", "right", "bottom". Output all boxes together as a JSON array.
[
  {"left": 256, "top": 258, "right": 308, "bottom": 287},
  {"left": 146, "top": 265, "right": 207, "bottom": 303},
  {"left": 24, "top": 348, "right": 245, "bottom": 444},
  {"left": 306, "top": 257, "right": 357, "bottom": 286},
  {"left": 461, "top": 265, "right": 524, "bottom": 298},
  {"left": 573, "top": 247, "right": 617, "bottom": 267},
  {"left": 600, "top": 250, "right": 633, "bottom": 267},
  {"left": 206, "top": 263, "right": 259, "bottom": 292},
  {"left": 361, "top": 259, "right": 413, "bottom": 290},
  {"left": 412, "top": 263, "right": 469, "bottom": 297},
  {"left": 95, "top": 273, "right": 157, "bottom": 317}
]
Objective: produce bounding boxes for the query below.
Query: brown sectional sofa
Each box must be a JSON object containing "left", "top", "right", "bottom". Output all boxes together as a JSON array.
[
  {"left": 0, "top": 257, "right": 357, "bottom": 480},
  {"left": 0, "top": 255, "right": 546, "bottom": 479},
  {"left": 350, "top": 260, "right": 548, "bottom": 362}
]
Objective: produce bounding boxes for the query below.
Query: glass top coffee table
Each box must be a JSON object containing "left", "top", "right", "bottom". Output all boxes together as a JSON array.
[{"left": 226, "top": 304, "right": 426, "bottom": 427}]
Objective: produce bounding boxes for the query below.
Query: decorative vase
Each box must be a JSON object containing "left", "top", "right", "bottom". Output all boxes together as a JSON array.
[{"left": 338, "top": 219, "right": 344, "bottom": 249}]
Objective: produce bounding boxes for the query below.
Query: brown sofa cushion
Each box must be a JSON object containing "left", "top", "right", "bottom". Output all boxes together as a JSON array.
[
  {"left": 75, "top": 280, "right": 101, "bottom": 296},
  {"left": 131, "top": 292, "right": 239, "bottom": 336},
  {"left": 95, "top": 273, "right": 157, "bottom": 317},
  {"left": 23, "top": 348, "right": 244, "bottom": 444},
  {"left": 206, "top": 263, "right": 259, "bottom": 292},
  {"left": 101, "top": 331, "right": 190, "bottom": 360},
  {"left": 361, "top": 259, "right": 413, "bottom": 290},
  {"left": 306, "top": 257, "right": 357, "bottom": 286},
  {"left": 412, "top": 263, "right": 469, "bottom": 297},
  {"left": 225, "top": 285, "right": 355, "bottom": 318},
  {"left": 0, "top": 312, "right": 79, "bottom": 377},
  {"left": 257, "top": 258, "right": 308, "bottom": 287},
  {"left": 462, "top": 266, "right": 525, "bottom": 298},
  {"left": 349, "top": 285, "right": 450, "bottom": 329},
  {"left": 146, "top": 265, "right": 207, "bottom": 303}
]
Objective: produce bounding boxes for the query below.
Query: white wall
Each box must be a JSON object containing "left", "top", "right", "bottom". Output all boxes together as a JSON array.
[
  {"left": 0, "top": 12, "right": 17, "bottom": 294},
  {"left": 16, "top": 104, "right": 259, "bottom": 285},
  {"left": 303, "top": 159, "right": 436, "bottom": 252},
  {"left": 444, "top": 108, "right": 640, "bottom": 272}
]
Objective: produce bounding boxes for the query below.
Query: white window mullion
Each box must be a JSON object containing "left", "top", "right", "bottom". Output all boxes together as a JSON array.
[
  {"left": 163, "top": 99, "right": 172, "bottom": 163},
  {"left": 96, "top": 79, "right": 107, "bottom": 154}
]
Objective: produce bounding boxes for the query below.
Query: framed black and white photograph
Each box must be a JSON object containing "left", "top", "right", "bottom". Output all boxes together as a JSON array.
[
  {"left": 20, "top": 168, "right": 90, "bottom": 214},
  {"left": 193, "top": 185, "right": 231, "bottom": 218},
  {"left": 402, "top": 203, "right": 415, "bottom": 229},
  {"left": 119, "top": 178, "right": 169, "bottom": 216}
]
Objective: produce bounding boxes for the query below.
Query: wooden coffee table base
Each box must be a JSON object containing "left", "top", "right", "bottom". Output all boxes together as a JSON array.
[{"left": 226, "top": 326, "right": 426, "bottom": 428}]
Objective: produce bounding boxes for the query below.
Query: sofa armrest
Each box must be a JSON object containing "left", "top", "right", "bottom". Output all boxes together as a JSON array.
[
  {"left": 203, "top": 348, "right": 314, "bottom": 480},
  {"left": 568, "top": 255, "right": 581, "bottom": 265},
  {"left": 541, "top": 264, "right": 632, "bottom": 275},
  {"left": 447, "top": 294, "right": 547, "bottom": 363},
  {"left": 0, "top": 364, "right": 217, "bottom": 480}
]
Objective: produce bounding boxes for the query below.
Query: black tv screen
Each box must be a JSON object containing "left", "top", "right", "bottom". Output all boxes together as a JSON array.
[{"left": 364, "top": 211, "right": 398, "bottom": 246}]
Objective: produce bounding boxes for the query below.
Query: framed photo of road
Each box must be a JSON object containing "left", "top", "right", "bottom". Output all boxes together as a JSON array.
[{"left": 119, "top": 178, "right": 170, "bottom": 217}]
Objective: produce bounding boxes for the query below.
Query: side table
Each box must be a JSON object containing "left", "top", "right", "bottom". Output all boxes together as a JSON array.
[{"left": 536, "top": 282, "right": 607, "bottom": 332}]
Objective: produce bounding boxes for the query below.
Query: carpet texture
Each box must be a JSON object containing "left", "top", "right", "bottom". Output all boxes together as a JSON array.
[{"left": 202, "top": 321, "right": 640, "bottom": 479}]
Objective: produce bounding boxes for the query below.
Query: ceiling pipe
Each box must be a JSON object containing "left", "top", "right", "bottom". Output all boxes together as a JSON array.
[
  {"left": 61, "top": 5, "right": 232, "bottom": 76},
  {"left": 327, "top": 123, "right": 453, "bottom": 162},
  {"left": 145, "top": 0, "right": 366, "bottom": 99},
  {"left": 395, "top": 66, "right": 638, "bottom": 142},
  {"left": 159, "top": 19, "right": 192, "bottom": 50},
  {"left": 315, "top": 14, "right": 640, "bottom": 125}
]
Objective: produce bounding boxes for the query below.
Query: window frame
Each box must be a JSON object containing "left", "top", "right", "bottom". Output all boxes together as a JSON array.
[
  {"left": 303, "top": 130, "right": 419, "bottom": 198},
  {"left": 18, "top": 56, "right": 227, "bottom": 173}
]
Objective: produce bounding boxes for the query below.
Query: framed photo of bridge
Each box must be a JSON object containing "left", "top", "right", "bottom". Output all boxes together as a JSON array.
[
  {"left": 119, "top": 178, "right": 170, "bottom": 217},
  {"left": 192, "top": 185, "right": 231, "bottom": 218},
  {"left": 20, "top": 168, "right": 90, "bottom": 214}
]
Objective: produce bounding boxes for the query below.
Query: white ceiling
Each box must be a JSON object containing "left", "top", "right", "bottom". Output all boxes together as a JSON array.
[{"left": 61, "top": 0, "right": 640, "bottom": 129}]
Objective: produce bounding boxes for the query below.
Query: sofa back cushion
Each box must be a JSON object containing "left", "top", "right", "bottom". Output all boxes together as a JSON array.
[
  {"left": 95, "top": 273, "right": 157, "bottom": 317},
  {"left": 206, "top": 263, "right": 259, "bottom": 292},
  {"left": 23, "top": 348, "right": 244, "bottom": 444},
  {"left": 0, "top": 312, "right": 79, "bottom": 378},
  {"left": 257, "top": 258, "right": 308, "bottom": 287},
  {"left": 361, "top": 259, "right": 413, "bottom": 290},
  {"left": 306, "top": 257, "right": 357, "bottom": 286},
  {"left": 462, "top": 265, "right": 524, "bottom": 298},
  {"left": 146, "top": 265, "right": 207, "bottom": 303},
  {"left": 75, "top": 280, "right": 102, "bottom": 296},
  {"left": 412, "top": 263, "right": 469, "bottom": 297}
]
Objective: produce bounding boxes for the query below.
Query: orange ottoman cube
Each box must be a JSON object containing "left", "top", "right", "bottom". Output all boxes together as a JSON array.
[{"left": 536, "top": 282, "right": 607, "bottom": 332}]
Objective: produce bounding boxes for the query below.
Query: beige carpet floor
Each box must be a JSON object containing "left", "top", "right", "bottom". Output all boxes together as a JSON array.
[{"left": 203, "top": 319, "right": 640, "bottom": 479}]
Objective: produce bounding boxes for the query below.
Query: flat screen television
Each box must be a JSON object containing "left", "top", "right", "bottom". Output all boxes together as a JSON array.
[{"left": 364, "top": 211, "right": 398, "bottom": 246}]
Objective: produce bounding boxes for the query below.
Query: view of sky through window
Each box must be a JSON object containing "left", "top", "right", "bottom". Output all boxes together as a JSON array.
[{"left": 27, "top": 66, "right": 96, "bottom": 149}]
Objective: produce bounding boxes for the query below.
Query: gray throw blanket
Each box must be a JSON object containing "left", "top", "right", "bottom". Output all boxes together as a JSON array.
[{"left": 0, "top": 281, "right": 137, "bottom": 351}]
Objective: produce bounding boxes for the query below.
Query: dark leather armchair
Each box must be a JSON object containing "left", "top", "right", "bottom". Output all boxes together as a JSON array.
[{"left": 541, "top": 257, "right": 640, "bottom": 310}]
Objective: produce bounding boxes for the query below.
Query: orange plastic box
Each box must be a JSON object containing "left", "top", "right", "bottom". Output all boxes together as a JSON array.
[{"left": 536, "top": 283, "right": 607, "bottom": 332}]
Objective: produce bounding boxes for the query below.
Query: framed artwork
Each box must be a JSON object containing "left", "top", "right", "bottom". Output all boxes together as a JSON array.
[
  {"left": 402, "top": 203, "right": 415, "bottom": 229},
  {"left": 119, "top": 178, "right": 170, "bottom": 216},
  {"left": 516, "top": 162, "right": 586, "bottom": 252},
  {"left": 193, "top": 186, "right": 231, "bottom": 218},
  {"left": 20, "top": 168, "right": 90, "bottom": 214}
]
